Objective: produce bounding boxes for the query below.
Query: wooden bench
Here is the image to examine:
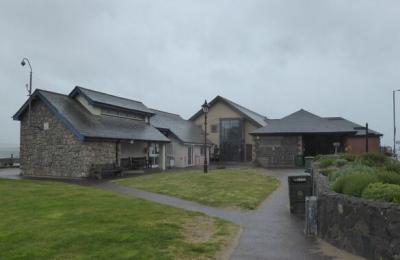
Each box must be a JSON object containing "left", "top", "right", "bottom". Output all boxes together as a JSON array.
[
  {"left": 89, "top": 163, "right": 122, "bottom": 180},
  {"left": 120, "top": 157, "right": 148, "bottom": 170}
]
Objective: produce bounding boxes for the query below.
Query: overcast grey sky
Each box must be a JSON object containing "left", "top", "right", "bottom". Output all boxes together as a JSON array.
[{"left": 1, "top": 0, "right": 399, "bottom": 147}]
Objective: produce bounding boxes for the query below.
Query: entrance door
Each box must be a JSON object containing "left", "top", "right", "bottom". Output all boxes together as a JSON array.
[
  {"left": 187, "top": 146, "right": 193, "bottom": 166},
  {"left": 220, "top": 119, "right": 243, "bottom": 161}
]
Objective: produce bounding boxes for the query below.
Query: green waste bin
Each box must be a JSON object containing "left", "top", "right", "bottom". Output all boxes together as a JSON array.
[
  {"left": 304, "top": 156, "right": 315, "bottom": 173},
  {"left": 288, "top": 174, "right": 312, "bottom": 215}
]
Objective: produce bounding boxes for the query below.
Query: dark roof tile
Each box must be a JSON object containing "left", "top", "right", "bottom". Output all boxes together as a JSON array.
[
  {"left": 149, "top": 108, "right": 207, "bottom": 144},
  {"left": 70, "top": 86, "right": 154, "bottom": 115},
  {"left": 14, "top": 89, "right": 170, "bottom": 142},
  {"left": 251, "top": 109, "right": 382, "bottom": 136}
]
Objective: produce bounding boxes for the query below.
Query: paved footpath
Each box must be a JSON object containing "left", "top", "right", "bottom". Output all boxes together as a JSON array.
[
  {"left": 94, "top": 169, "right": 363, "bottom": 260},
  {"left": 0, "top": 168, "right": 363, "bottom": 260}
]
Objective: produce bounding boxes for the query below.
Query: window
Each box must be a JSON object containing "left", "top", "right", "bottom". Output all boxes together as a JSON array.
[
  {"left": 211, "top": 124, "right": 218, "bottom": 133},
  {"left": 166, "top": 143, "right": 173, "bottom": 156},
  {"left": 149, "top": 143, "right": 159, "bottom": 155},
  {"left": 101, "top": 108, "right": 143, "bottom": 121}
]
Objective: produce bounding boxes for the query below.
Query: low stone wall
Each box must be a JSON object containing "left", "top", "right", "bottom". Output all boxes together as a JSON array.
[{"left": 313, "top": 166, "right": 400, "bottom": 260}]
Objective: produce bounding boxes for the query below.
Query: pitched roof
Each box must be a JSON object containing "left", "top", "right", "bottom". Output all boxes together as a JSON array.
[
  {"left": 149, "top": 108, "right": 207, "bottom": 144},
  {"left": 324, "top": 117, "right": 382, "bottom": 136},
  {"left": 189, "top": 95, "right": 268, "bottom": 127},
  {"left": 13, "top": 89, "right": 170, "bottom": 142},
  {"left": 251, "top": 109, "right": 382, "bottom": 136},
  {"left": 69, "top": 86, "right": 154, "bottom": 115}
]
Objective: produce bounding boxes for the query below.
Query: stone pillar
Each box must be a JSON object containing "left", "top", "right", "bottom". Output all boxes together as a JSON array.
[
  {"left": 305, "top": 196, "right": 317, "bottom": 236},
  {"left": 160, "top": 143, "right": 166, "bottom": 171},
  {"left": 298, "top": 135, "right": 303, "bottom": 155}
]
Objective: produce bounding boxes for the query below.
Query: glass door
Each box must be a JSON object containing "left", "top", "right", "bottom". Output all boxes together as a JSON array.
[{"left": 220, "top": 119, "right": 243, "bottom": 161}]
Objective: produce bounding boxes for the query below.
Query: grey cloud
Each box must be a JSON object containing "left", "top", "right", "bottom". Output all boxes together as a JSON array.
[{"left": 0, "top": 0, "right": 399, "bottom": 147}]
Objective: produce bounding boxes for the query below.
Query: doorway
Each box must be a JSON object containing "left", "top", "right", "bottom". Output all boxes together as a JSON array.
[
  {"left": 187, "top": 146, "right": 193, "bottom": 166},
  {"left": 220, "top": 118, "right": 243, "bottom": 161}
]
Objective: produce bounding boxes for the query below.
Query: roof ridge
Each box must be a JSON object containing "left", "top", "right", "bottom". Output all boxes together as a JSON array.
[
  {"left": 36, "top": 88, "right": 69, "bottom": 97},
  {"left": 149, "top": 108, "right": 182, "bottom": 118},
  {"left": 282, "top": 109, "right": 322, "bottom": 120},
  {"left": 325, "top": 117, "right": 344, "bottom": 120},
  {"left": 75, "top": 86, "right": 145, "bottom": 105}
]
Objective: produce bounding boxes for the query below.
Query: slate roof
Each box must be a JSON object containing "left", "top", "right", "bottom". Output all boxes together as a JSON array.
[
  {"left": 149, "top": 108, "right": 207, "bottom": 144},
  {"left": 324, "top": 117, "right": 382, "bottom": 136},
  {"left": 69, "top": 86, "right": 154, "bottom": 115},
  {"left": 190, "top": 95, "right": 268, "bottom": 127},
  {"left": 13, "top": 89, "right": 170, "bottom": 142},
  {"left": 251, "top": 109, "right": 382, "bottom": 136}
]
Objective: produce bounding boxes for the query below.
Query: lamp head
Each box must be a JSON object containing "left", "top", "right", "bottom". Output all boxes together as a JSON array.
[
  {"left": 202, "top": 100, "right": 209, "bottom": 113},
  {"left": 21, "top": 59, "right": 26, "bottom": 66}
]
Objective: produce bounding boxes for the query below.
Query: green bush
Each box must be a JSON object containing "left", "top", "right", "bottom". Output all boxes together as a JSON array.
[
  {"left": 377, "top": 170, "right": 400, "bottom": 185},
  {"left": 334, "top": 158, "right": 348, "bottom": 167},
  {"left": 338, "top": 153, "right": 357, "bottom": 162},
  {"left": 384, "top": 160, "right": 400, "bottom": 174},
  {"left": 319, "top": 157, "right": 335, "bottom": 168},
  {"left": 332, "top": 173, "right": 379, "bottom": 197},
  {"left": 333, "top": 164, "right": 375, "bottom": 178},
  {"left": 356, "top": 153, "right": 388, "bottom": 167},
  {"left": 314, "top": 154, "right": 323, "bottom": 161},
  {"left": 320, "top": 168, "right": 339, "bottom": 182},
  {"left": 330, "top": 164, "right": 379, "bottom": 197},
  {"left": 362, "top": 183, "right": 400, "bottom": 203}
]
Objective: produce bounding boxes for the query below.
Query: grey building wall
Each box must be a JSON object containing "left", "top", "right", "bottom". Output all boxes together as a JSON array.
[
  {"left": 254, "top": 135, "right": 300, "bottom": 167},
  {"left": 20, "top": 100, "right": 117, "bottom": 178}
]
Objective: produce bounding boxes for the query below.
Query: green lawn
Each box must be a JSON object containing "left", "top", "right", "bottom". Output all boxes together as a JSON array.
[
  {"left": 113, "top": 168, "right": 280, "bottom": 210},
  {"left": 0, "top": 179, "right": 238, "bottom": 260}
]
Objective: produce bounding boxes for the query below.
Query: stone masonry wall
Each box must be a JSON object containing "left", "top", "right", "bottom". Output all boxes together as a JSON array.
[
  {"left": 313, "top": 165, "right": 400, "bottom": 260},
  {"left": 255, "top": 135, "right": 299, "bottom": 167},
  {"left": 20, "top": 99, "right": 116, "bottom": 178}
]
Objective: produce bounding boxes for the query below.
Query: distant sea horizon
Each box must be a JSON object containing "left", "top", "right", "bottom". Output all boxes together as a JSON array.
[{"left": 0, "top": 147, "right": 19, "bottom": 158}]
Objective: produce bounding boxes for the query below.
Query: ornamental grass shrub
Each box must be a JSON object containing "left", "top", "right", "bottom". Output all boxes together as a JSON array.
[
  {"left": 334, "top": 158, "right": 348, "bottom": 167},
  {"left": 318, "top": 157, "right": 336, "bottom": 168},
  {"left": 319, "top": 168, "right": 339, "bottom": 182},
  {"left": 338, "top": 153, "right": 357, "bottom": 162},
  {"left": 362, "top": 183, "right": 400, "bottom": 203},
  {"left": 318, "top": 153, "right": 400, "bottom": 203},
  {"left": 384, "top": 160, "right": 400, "bottom": 174},
  {"left": 331, "top": 164, "right": 377, "bottom": 196},
  {"left": 376, "top": 170, "right": 400, "bottom": 185},
  {"left": 356, "top": 153, "right": 389, "bottom": 167},
  {"left": 332, "top": 173, "right": 379, "bottom": 197}
]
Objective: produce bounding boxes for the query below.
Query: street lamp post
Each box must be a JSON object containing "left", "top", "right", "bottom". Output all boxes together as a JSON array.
[
  {"left": 21, "top": 58, "right": 33, "bottom": 127},
  {"left": 202, "top": 100, "right": 209, "bottom": 173},
  {"left": 365, "top": 123, "right": 369, "bottom": 153},
  {"left": 393, "top": 90, "right": 400, "bottom": 159}
]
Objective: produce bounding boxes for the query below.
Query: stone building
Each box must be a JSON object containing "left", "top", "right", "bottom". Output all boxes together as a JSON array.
[
  {"left": 250, "top": 109, "right": 382, "bottom": 167},
  {"left": 13, "top": 87, "right": 205, "bottom": 178}
]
